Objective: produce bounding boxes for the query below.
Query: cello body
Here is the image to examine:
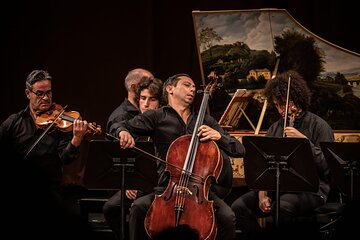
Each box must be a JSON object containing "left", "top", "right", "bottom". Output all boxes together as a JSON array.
[{"left": 145, "top": 135, "right": 223, "bottom": 240}]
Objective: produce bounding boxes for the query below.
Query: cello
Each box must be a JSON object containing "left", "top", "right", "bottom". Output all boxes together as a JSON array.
[{"left": 144, "top": 79, "right": 222, "bottom": 240}]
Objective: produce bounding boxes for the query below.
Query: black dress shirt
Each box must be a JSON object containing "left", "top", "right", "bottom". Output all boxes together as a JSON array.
[
  {"left": 106, "top": 98, "right": 140, "bottom": 137},
  {"left": 116, "top": 105, "right": 245, "bottom": 194},
  {"left": 0, "top": 106, "right": 80, "bottom": 187},
  {"left": 267, "top": 110, "right": 334, "bottom": 201}
]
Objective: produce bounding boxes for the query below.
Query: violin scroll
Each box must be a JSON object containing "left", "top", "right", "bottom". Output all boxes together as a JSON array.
[
  {"left": 288, "top": 104, "right": 301, "bottom": 127},
  {"left": 87, "top": 122, "right": 102, "bottom": 135}
]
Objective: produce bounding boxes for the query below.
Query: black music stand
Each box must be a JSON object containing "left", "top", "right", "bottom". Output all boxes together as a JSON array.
[
  {"left": 83, "top": 140, "right": 158, "bottom": 240},
  {"left": 242, "top": 136, "right": 319, "bottom": 227},
  {"left": 320, "top": 142, "right": 359, "bottom": 201}
]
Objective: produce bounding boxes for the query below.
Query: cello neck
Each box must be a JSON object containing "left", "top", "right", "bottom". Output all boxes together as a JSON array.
[{"left": 183, "top": 79, "right": 217, "bottom": 172}]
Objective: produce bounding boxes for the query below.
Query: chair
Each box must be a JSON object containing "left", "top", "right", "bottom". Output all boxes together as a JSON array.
[
  {"left": 294, "top": 198, "right": 345, "bottom": 239},
  {"left": 78, "top": 189, "right": 117, "bottom": 239}
]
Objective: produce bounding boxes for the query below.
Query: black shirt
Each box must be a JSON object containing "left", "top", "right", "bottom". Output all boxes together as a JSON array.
[
  {"left": 0, "top": 106, "right": 80, "bottom": 187},
  {"left": 116, "top": 105, "right": 245, "bottom": 194},
  {"left": 106, "top": 98, "right": 139, "bottom": 137},
  {"left": 267, "top": 110, "right": 334, "bottom": 201}
]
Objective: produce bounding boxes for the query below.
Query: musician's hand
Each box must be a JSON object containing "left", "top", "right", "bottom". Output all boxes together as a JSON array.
[
  {"left": 125, "top": 190, "right": 137, "bottom": 200},
  {"left": 198, "top": 125, "right": 221, "bottom": 142},
  {"left": 258, "top": 191, "right": 271, "bottom": 213},
  {"left": 119, "top": 131, "right": 135, "bottom": 149},
  {"left": 207, "top": 71, "right": 218, "bottom": 81},
  {"left": 71, "top": 119, "right": 88, "bottom": 147},
  {"left": 284, "top": 127, "right": 306, "bottom": 138}
]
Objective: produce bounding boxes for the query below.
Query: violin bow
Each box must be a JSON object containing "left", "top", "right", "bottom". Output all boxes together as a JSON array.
[
  {"left": 24, "top": 106, "right": 67, "bottom": 159},
  {"left": 283, "top": 74, "right": 292, "bottom": 137},
  {"left": 105, "top": 133, "right": 204, "bottom": 182}
]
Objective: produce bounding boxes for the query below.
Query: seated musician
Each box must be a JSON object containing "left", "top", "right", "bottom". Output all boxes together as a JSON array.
[
  {"left": 103, "top": 68, "right": 162, "bottom": 240},
  {"left": 116, "top": 73, "right": 245, "bottom": 240},
  {"left": 231, "top": 70, "right": 334, "bottom": 239}
]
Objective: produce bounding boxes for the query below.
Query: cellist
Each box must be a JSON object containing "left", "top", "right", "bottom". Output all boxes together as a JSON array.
[{"left": 116, "top": 73, "right": 245, "bottom": 240}]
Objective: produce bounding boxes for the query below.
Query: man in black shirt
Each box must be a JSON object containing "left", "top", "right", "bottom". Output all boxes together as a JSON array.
[
  {"left": 106, "top": 68, "right": 154, "bottom": 136},
  {"left": 0, "top": 69, "right": 90, "bottom": 238},
  {"left": 117, "top": 73, "right": 245, "bottom": 240},
  {"left": 103, "top": 68, "right": 155, "bottom": 240}
]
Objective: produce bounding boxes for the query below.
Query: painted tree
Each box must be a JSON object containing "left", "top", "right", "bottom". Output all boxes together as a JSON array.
[
  {"left": 199, "top": 27, "right": 223, "bottom": 58},
  {"left": 274, "top": 29, "right": 325, "bottom": 83}
]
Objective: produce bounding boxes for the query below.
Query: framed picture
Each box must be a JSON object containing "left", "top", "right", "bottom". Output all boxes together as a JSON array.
[{"left": 192, "top": 9, "right": 360, "bottom": 131}]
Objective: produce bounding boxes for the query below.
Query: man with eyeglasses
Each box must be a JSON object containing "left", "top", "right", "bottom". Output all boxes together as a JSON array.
[
  {"left": 0, "top": 69, "right": 91, "bottom": 238},
  {"left": 27, "top": 88, "right": 53, "bottom": 98}
]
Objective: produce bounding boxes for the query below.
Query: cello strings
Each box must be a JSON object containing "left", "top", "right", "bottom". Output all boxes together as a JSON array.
[{"left": 105, "top": 133, "right": 205, "bottom": 183}]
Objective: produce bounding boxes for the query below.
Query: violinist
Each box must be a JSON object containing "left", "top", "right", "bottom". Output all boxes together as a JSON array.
[
  {"left": 231, "top": 70, "right": 334, "bottom": 239},
  {"left": 117, "top": 73, "right": 245, "bottom": 240},
  {"left": 0, "top": 70, "right": 90, "bottom": 223}
]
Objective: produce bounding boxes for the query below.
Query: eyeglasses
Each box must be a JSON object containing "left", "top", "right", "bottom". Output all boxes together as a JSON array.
[{"left": 28, "top": 89, "right": 53, "bottom": 98}]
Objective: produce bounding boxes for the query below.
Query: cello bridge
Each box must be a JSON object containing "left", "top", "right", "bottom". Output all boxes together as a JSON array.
[{"left": 176, "top": 186, "right": 192, "bottom": 196}]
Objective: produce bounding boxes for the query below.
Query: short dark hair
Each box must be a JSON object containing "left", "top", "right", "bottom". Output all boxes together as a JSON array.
[
  {"left": 26, "top": 70, "right": 52, "bottom": 90},
  {"left": 135, "top": 77, "right": 163, "bottom": 107},
  {"left": 162, "top": 73, "right": 190, "bottom": 104}
]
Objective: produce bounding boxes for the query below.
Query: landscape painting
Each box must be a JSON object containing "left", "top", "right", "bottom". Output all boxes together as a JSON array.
[{"left": 192, "top": 9, "right": 360, "bottom": 130}]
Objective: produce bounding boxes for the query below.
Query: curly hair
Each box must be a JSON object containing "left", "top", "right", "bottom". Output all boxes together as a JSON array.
[
  {"left": 263, "top": 70, "right": 311, "bottom": 111},
  {"left": 134, "top": 77, "right": 163, "bottom": 107}
]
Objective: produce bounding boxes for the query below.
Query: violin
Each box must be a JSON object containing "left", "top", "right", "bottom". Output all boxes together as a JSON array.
[
  {"left": 288, "top": 105, "right": 301, "bottom": 127},
  {"left": 35, "top": 103, "right": 101, "bottom": 134}
]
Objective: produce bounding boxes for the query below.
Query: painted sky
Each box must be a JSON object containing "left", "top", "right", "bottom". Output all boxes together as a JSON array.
[{"left": 194, "top": 9, "right": 360, "bottom": 74}]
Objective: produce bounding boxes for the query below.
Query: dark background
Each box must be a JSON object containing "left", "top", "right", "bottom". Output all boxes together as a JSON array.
[{"left": 1, "top": 0, "right": 359, "bottom": 131}]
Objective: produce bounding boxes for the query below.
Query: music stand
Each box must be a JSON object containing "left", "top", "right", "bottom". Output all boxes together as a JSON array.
[
  {"left": 83, "top": 140, "right": 158, "bottom": 240},
  {"left": 320, "top": 142, "right": 359, "bottom": 201},
  {"left": 242, "top": 136, "right": 319, "bottom": 227}
]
